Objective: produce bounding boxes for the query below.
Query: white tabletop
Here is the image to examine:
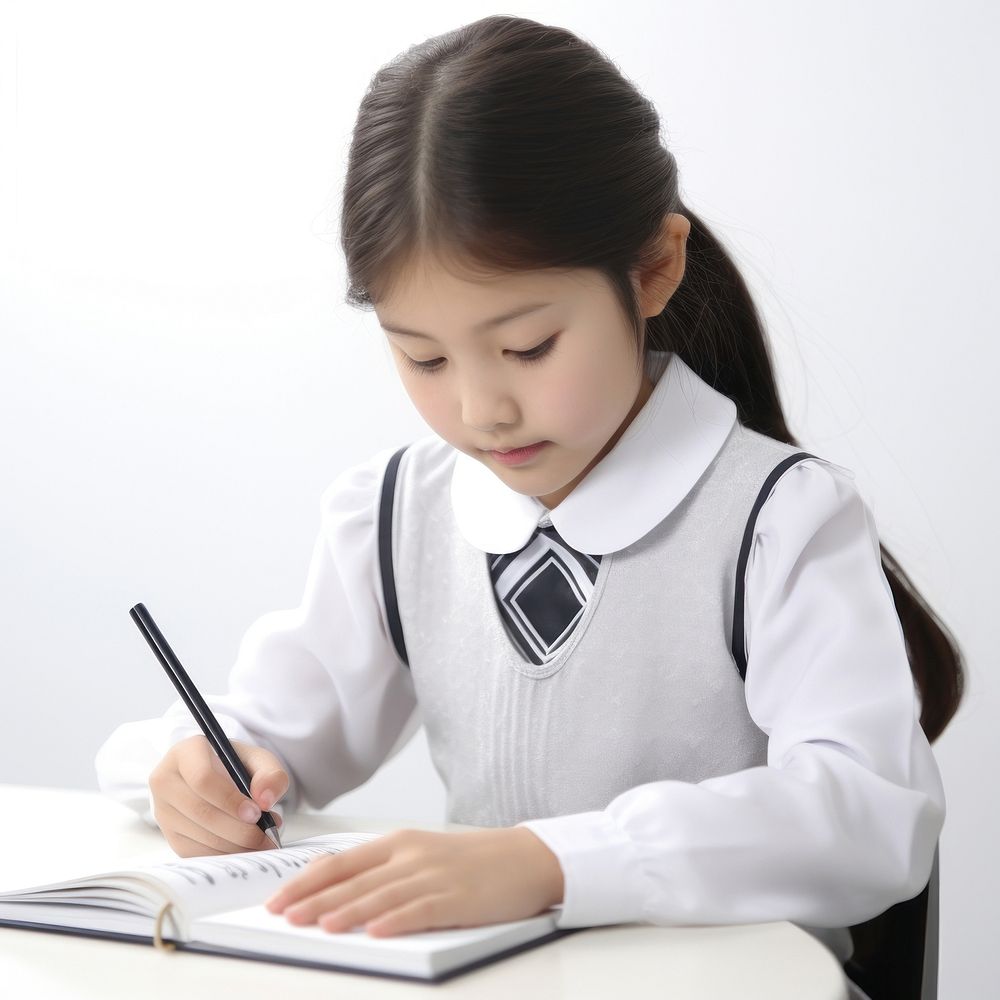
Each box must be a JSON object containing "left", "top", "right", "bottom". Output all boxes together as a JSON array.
[{"left": 0, "top": 784, "right": 849, "bottom": 999}]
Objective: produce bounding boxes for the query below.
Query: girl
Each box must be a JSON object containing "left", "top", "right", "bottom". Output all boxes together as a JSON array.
[{"left": 95, "top": 16, "right": 963, "bottom": 1000}]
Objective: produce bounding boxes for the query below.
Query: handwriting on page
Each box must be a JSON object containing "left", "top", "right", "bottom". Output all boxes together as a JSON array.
[{"left": 150, "top": 836, "right": 376, "bottom": 888}]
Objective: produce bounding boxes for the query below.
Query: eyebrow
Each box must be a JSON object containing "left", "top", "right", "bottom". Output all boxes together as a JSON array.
[{"left": 379, "top": 302, "right": 554, "bottom": 340}]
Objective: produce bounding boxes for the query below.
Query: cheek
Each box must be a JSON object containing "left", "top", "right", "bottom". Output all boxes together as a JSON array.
[
  {"left": 404, "top": 379, "right": 453, "bottom": 432},
  {"left": 541, "top": 365, "right": 621, "bottom": 442}
]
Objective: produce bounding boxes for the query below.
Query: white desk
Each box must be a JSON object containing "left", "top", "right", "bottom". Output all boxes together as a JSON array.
[{"left": 0, "top": 785, "right": 849, "bottom": 999}]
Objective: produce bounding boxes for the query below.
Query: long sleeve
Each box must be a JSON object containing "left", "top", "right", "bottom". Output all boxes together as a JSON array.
[
  {"left": 518, "top": 459, "right": 946, "bottom": 932},
  {"left": 95, "top": 445, "right": 419, "bottom": 828}
]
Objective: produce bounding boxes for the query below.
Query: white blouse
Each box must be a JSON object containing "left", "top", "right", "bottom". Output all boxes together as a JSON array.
[{"left": 94, "top": 351, "right": 945, "bottom": 942}]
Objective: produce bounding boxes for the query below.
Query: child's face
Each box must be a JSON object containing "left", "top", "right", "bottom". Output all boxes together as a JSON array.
[{"left": 375, "top": 255, "right": 654, "bottom": 510}]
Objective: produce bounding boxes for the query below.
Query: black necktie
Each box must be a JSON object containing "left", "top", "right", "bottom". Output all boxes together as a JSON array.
[{"left": 487, "top": 516, "right": 603, "bottom": 665}]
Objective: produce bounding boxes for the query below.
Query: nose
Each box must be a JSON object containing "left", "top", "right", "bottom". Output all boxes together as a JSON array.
[{"left": 459, "top": 367, "right": 519, "bottom": 432}]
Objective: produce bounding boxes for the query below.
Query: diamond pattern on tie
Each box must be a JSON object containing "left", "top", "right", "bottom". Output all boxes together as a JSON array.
[{"left": 488, "top": 520, "right": 602, "bottom": 665}]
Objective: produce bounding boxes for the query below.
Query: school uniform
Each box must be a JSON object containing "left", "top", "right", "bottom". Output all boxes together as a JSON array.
[{"left": 95, "top": 349, "right": 944, "bottom": 994}]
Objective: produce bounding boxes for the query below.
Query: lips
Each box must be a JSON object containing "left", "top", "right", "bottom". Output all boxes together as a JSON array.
[
  {"left": 487, "top": 441, "right": 549, "bottom": 466},
  {"left": 489, "top": 442, "right": 542, "bottom": 453}
]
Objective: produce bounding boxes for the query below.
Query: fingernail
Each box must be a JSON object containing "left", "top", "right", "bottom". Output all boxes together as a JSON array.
[
  {"left": 258, "top": 791, "right": 275, "bottom": 811},
  {"left": 239, "top": 801, "right": 261, "bottom": 823}
]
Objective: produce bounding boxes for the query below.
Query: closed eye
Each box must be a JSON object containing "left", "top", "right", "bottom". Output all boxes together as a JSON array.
[{"left": 400, "top": 334, "right": 560, "bottom": 376}]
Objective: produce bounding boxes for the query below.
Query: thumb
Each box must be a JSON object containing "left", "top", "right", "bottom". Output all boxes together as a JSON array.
[{"left": 233, "top": 741, "right": 289, "bottom": 812}]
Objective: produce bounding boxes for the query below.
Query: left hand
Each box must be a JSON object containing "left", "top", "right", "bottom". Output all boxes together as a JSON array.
[{"left": 265, "top": 827, "right": 565, "bottom": 937}]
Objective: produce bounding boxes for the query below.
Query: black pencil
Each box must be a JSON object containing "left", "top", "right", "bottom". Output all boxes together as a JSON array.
[{"left": 129, "top": 602, "right": 283, "bottom": 850}]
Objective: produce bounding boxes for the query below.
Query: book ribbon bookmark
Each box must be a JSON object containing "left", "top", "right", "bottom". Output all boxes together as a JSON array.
[{"left": 154, "top": 901, "right": 177, "bottom": 952}]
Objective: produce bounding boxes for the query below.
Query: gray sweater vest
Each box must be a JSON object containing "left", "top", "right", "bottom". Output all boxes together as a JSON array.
[{"left": 378, "top": 419, "right": 818, "bottom": 829}]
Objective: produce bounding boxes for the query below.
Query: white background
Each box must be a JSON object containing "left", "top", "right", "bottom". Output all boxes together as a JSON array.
[{"left": 1, "top": 1, "right": 995, "bottom": 995}]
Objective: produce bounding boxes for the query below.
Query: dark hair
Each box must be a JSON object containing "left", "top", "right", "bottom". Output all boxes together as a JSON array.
[{"left": 338, "top": 15, "right": 964, "bottom": 742}]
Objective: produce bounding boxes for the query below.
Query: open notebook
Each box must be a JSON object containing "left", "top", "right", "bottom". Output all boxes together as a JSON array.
[{"left": 0, "top": 832, "right": 570, "bottom": 982}]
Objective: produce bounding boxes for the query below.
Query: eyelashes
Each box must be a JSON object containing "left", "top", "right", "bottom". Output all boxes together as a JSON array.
[{"left": 400, "top": 335, "right": 560, "bottom": 377}]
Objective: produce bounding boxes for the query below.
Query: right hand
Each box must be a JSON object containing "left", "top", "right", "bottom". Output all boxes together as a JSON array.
[{"left": 149, "top": 734, "right": 288, "bottom": 857}]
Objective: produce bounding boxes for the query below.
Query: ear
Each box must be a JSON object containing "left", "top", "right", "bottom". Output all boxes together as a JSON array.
[{"left": 632, "top": 213, "right": 691, "bottom": 318}]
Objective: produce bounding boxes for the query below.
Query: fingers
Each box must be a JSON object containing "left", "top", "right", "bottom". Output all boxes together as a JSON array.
[
  {"left": 178, "top": 737, "right": 286, "bottom": 825},
  {"left": 249, "top": 771, "right": 287, "bottom": 813},
  {"left": 279, "top": 864, "right": 399, "bottom": 923},
  {"left": 168, "top": 831, "right": 229, "bottom": 857},
  {"left": 364, "top": 893, "right": 454, "bottom": 937},
  {"left": 149, "top": 736, "right": 290, "bottom": 859},
  {"left": 265, "top": 828, "right": 553, "bottom": 938},
  {"left": 154, "top": 789, "right": 276, "bottom": 856},
  {"left": 149, "top": 741, "right": 278, "bottom": 856},
  {"left": 188, "top": 740, "right": 267, "bottom": 819},
  {"left": 267, "top": 841, "right": 391, "bottom": 912},
  {"left": 235, "top": 740, "right": 290, "bottom": 813},
  {"left": 264, "top": 835, "right": 453, "bottom": 937},
  {"left": 297, "top": 876, "right": 436, "bottom": 934}
]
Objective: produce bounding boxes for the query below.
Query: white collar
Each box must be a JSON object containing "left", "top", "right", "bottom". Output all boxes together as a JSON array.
[{"left": 449, "top": 350, "right": 737, "bottom": 555}]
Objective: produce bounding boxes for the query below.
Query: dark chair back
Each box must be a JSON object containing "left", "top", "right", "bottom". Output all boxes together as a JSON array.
[{"left": 842, "top": 842, "right": 940, "bottom": 1000}]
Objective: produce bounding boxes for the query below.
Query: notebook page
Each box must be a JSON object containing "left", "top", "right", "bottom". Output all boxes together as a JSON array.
[
  {"left": 0, "top": 832, "right": 383, "bottom": 936},
  {"left": 140, "top": 833, "right": 384, "bottom": 922}
]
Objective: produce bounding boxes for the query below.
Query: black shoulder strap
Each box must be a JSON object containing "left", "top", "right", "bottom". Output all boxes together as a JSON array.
[
  {"left": 731, "top": 451, "right": 818, "bottom": 681},
  {"left": 378, "top": 444, "right": 411, "bottom": 668}
]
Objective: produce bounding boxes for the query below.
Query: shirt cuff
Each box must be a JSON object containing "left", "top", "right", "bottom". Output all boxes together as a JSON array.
[{"left": 517, "top": 810, "right": 646, "bottom": 928}]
